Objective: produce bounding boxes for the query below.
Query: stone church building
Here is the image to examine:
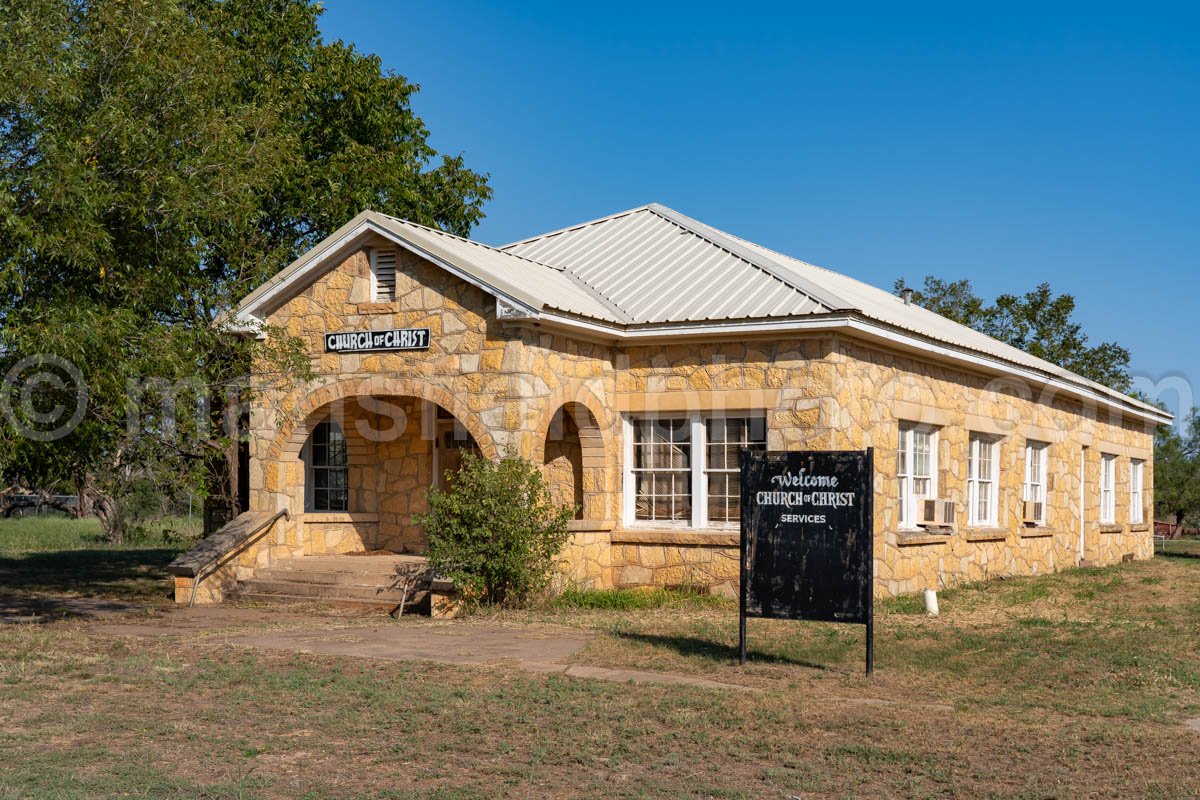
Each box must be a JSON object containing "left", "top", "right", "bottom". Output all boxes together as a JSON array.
[{"left": 171, "top": 204, "right": 1167, "bottom": 605}]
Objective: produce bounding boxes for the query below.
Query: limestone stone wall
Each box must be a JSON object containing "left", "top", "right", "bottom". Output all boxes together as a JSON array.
[
  {"left": 172, "top": 514, "right": 292, "bottom": 604},
  {"left": 553, "top": 529, "right": 612, "bottom": 589},
  {"left": 603, "top": 334, "right": 1153, "bottom": 597},
  {"left": 245, "top": 239, "right": 621, "bottom": 570},
  {"left": 827, "top": 339, "right": 1154, "bottom": 595},
  {"left": 610, "top": 534, "right": 740, "bottom": 598}
]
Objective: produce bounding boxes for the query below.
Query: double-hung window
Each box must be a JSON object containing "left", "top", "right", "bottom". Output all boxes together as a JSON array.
[
  {"left": 306, "top": 419, "right": 348, "bottom": 512},
  {"left": 626, "top": 415, "right": 766, "bottom": 528},
  {"left": 1129, "top": 459, "right": 1144, "bottom": 524},
  {"left": 967, "top": 435, "right": 999, "bottom": 527},
  {"left": 897, "top": 424, "right": 937, "bottom": 528},
  {"left": 630, "top": 418, "right": 693, "bottom": 523},
  {"left": 1022, "top": 441, "right": 1048, "bottom": 525},
  {"left": 705, "top": 417, "right": 767, "bottom": 524},
  {"left": 1100, "top": 453, "right": 1116, "bottom": 524}
]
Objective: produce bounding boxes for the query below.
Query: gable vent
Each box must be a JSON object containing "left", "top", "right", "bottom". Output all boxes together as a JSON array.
[{"left": 371, "top": 248, "right": 397, "bottom": 301}]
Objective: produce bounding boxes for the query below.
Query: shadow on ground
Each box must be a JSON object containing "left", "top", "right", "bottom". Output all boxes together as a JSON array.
[
  {"left": 0, "top": 594, "right": 152, "bottom": 623},
  {"left": 1159, "top": 550, "right": 1200, "bottom": 560},
  {"left": 0, "top": 548, "right": 180, "bottom": 621},
  {"left": 613, "top": 630, "right": 831, "bottom": 669}
]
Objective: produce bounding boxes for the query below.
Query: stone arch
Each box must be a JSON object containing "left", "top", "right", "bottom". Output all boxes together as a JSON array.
[{"left": 269, "top": 376, "right": 500, "bottom": 463}]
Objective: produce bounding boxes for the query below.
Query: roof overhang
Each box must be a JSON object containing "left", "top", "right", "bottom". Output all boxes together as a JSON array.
[
  {"left": 505, "top": 311, "right": 1172, "bottom": 428},
  {"left": 224, "top": 212, "right": 542, "bottom": 336}
]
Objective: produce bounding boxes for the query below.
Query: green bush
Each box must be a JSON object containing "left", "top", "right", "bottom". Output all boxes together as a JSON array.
[{"left": 417, "top": 453, "right": 574, "bottom": 606}]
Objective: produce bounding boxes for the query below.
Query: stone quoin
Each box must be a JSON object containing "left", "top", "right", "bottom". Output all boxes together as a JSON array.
[{"left": 170, "top": 203, "right": 1169, "bottom": 604}]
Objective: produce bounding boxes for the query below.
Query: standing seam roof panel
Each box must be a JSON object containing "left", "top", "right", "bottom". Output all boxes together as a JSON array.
[
  {"left": 373, "top": 215, "right": 628, "bottom": 323},
  {"left": 505, "top": 209, "right": 831, "bottom": 323}
]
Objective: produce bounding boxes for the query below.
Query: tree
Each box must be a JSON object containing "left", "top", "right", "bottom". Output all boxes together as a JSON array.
[
  {"left": 0, "top": 0, "right": 491, "bottom": 540},
  {"left": 418, "top": 454, "right": 575, "bottom": 607},
  {"left": 894, "top": 276, "right": 991, "bottom": 328},
  {"left": 895, "top": 277, "right": 1132, "bottom": 391},
  {"left": 1153, "top": 411, "right": 1200, "bottom": 532}
]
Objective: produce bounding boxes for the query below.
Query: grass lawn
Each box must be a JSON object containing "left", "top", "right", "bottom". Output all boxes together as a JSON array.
[
  {"left": 0, "top": 516, "right": 193, "bottom": 606},
  {"left": 1160, "top": 537, "right": 1200, "bottom": 557},
  {"left": 0, "top": 525, "right": 1198, "bottom": 798}
]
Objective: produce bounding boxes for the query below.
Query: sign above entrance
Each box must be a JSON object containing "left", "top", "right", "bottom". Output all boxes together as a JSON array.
[{"left": 324, "top": 328, "right": 431, "bottom": 354}]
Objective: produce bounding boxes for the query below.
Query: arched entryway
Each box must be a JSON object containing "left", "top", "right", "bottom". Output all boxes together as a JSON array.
[
  {"left": 541, "top": 401, "right": 608, "bottom": 521},
  {"left": 265, "top": 386, "right": 492, "bottom": 556}
]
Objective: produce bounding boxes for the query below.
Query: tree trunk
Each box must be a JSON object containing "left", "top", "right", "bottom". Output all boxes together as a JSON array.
[
  {"left": 72, "top": 474, "right": 91, "bottom": 520},
  {"left": 226, "top": 427, "right": 240, "bottom": 518},
  {"left": 96, "top": 496, "right": 121, "bottom": 544},
  {"left": 82, "top": 483, "right": 122, "bottom": 544},
  {"left": 75, "top": 488, "right": 93, "bottom": 519}
]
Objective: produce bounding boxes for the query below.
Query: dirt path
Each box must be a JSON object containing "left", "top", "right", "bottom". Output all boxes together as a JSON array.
[{"left": 86, "top": 603, "right": 755, "bottom": 691}]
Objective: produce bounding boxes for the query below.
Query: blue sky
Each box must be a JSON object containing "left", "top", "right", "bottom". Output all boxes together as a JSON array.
[{"left": 320, "top": 1, "right": 1199, "bottom": 419}]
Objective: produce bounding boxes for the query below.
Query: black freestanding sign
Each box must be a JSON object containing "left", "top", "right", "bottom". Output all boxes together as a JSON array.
[{"left": 739, "top": 448, "right": 875, "bottom": 673}]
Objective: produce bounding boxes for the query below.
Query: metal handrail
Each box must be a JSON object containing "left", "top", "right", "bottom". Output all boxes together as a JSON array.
[{"left": 185, "top": 509, "right": 290, "bottom": 607}]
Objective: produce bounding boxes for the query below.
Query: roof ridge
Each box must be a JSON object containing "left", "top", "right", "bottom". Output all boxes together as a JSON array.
[
  {"left": 499, "top": 204, "right": 655, "bottom": 250},
  {"left": 721, "top": 226, "right": 1055, "bottom": 357},
  {"left": 556, "top": 267, "right": 637, "bottom": 323},
  {"left": 373, "top": 211, "right": 570, "bottom": 274},
  {"left": 714, "top": 224, "right": 892, "bottom": 289},
  {"left": 373, "top": 211, "right": 635, "bottom": 324},
  {"left": 642, "top": 204, "right": 851, "bottom": 312}
]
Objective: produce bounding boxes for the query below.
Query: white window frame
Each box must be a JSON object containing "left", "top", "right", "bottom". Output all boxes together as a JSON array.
[
  {"left": 897, "top": 423, "right": 938, "bottom": 529},
  {"left": 622, "top": 413, "right": 766, "bottom": 529},
  {"left": 1129, "top": 459, "right": 1144, "bottom": 524},
  {"left": 1100, "top": 453, "right": 1116, "bottom": 524},
  {"left": 1022, "top": 441, "right": 1049, "bottom": 525},
  {"left": 967, "top": 434, "right": 1000, "bottom": 528}
]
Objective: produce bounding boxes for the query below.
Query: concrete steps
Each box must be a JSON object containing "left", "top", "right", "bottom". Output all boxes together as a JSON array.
[{"left": 231, "top": 554, "right": 434, "bottom": 614}]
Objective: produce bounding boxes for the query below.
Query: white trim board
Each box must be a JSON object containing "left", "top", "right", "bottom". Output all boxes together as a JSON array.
[{"left": 514, "top": 311, "right": 1170, "bottom": 427}]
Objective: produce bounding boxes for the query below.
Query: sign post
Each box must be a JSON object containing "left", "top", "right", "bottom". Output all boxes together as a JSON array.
[{"left": 739, "top": 448, "right": 875, "bottom": 674}]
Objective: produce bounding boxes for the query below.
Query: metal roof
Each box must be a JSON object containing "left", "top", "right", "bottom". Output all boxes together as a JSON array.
[
  {"left": 674, "top": 209, "right": 1146, "bottom": 413},
  {"left": 231, "top": 210, "right": 628, "bottom": 326},
  {"left": 370, "top": 214, "right": 629, "bottom": 323},
  {"left": 503, "top": 205, "right": 838, "bottom": 323},
  {"left": 503, "top": 203, "right": 1165, "bottom": 422}
]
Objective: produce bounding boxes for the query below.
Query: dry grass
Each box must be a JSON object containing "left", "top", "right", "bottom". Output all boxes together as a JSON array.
[{"left": 0, "top": 539, "right": 1198, "bottom": 798}]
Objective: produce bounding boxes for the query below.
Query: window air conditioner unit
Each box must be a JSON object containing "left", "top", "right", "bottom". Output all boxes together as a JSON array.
[
  {"left": 1022, "top": 500, "right": 1044, "bottom": 526},
  {"left": 918, "top": 499, "right": 955, "bottom": 528}
]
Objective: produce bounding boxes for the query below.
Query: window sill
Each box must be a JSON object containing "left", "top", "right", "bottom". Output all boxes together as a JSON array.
[
  {"left": 612, "top": 529, "right": 739, "bottom": 546},
  {"left": 1019, "top": 527, "right": 1055, "bottom": 538},
  {"left": 302, "top": 513, "right": 380, "bottom": 524},
  {"left": 964, "top": 529, "right": 1008, "bottom": 542},
  {"left": 1129, "top": 523, "right": 1151, "bottom": 533},
  {"left": 894, "top": 531, "right": 952, "bottom": 547},
  {"left": 567, "top": 519, "right": 615, "bottom": 533},
  {"left": 1099, "top": 524, "right": 1124, "bottom": 534}
]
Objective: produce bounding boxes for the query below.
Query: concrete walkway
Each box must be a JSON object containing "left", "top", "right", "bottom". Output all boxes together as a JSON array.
[
  {"left": 92, "top": 606, "right": 754, "bottom": 692},
  {"left": 227, "top": 625, "right": 754, "bottom": 691}
]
